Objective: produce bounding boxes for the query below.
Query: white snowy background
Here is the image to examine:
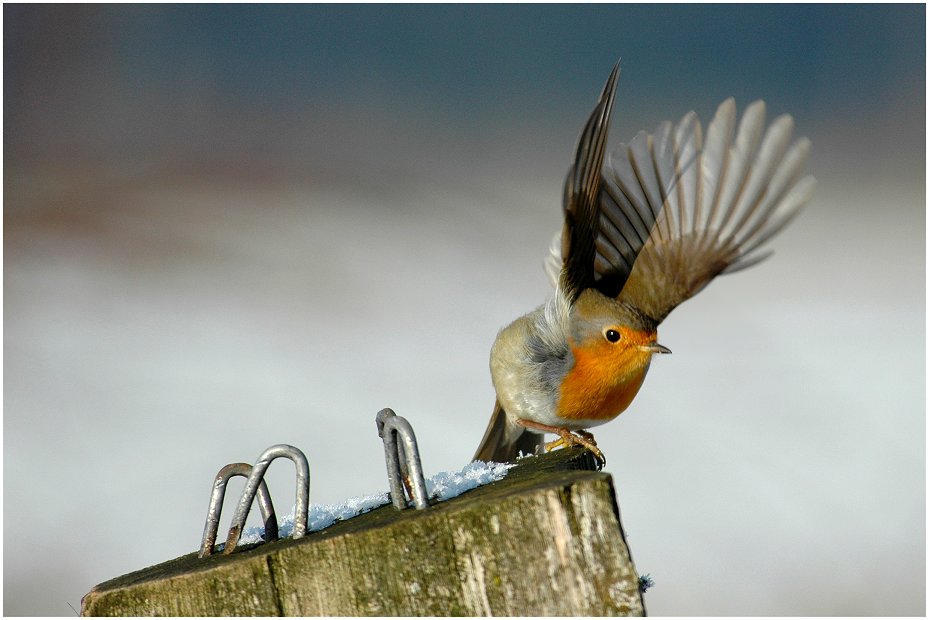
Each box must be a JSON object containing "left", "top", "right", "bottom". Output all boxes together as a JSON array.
[{"left": 5, "top": 5, "right": 924, "bottom": 616}]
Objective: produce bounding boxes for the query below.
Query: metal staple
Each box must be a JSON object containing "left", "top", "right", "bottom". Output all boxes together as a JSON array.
[
  {"left": 199, "top": 462, "right": 278, "bottom": 558},
  {"left": 376, "top": 408, "right": 428, "bottom": 510},
  {"left": 222, "top": 444, "right": 310, "bottom": 554}
]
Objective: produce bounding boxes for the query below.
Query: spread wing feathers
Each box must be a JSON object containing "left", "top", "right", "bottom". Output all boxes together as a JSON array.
[
  {"left": 560, "top": 63, "right": 620, "bottom": 303},
  {"left": 611, "top": 98, "right": 816, "bottom": 324}
]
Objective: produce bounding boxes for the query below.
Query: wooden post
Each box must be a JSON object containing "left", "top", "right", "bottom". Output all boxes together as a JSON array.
[{"left": 81, "top": 448, "right": 646, "bottom": 616}]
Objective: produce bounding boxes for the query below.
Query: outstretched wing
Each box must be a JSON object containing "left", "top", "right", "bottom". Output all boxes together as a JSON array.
[
  {"left": 554, "top": 63, "right": 672, "bottom": 302},
  {"left": 559, "top": 62, "right": 620, "bottom": 303},
  {"left": 607, "top": 98, "right": 816, "bottom": 324}
]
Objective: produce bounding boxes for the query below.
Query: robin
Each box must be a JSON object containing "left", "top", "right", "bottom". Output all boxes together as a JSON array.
[{"left": 473, "top": 63, "right": 815, "bottom": 464}]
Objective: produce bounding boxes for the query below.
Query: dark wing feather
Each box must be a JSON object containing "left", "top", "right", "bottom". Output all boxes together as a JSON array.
[
  {"left": 560, "top": 63, "right": 620, "bottom": 303},
  {"left": 557, "top": 63, "right": 667, "bottom": 301}
]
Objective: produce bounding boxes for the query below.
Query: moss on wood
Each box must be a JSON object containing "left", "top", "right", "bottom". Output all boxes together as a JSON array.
[{"left": 82, "top": 447, "right": 644, "bottom": 616}]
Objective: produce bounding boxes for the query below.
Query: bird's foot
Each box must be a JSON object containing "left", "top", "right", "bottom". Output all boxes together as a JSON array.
[
  {"left": 545, "top": 429, "right": 597, "bottom": 451},
  {"left": 515, "top": 419, "right": 606, "bottom": 467},
  {"left": 544, "top": 430, "right": 605, "bottom": 467}
]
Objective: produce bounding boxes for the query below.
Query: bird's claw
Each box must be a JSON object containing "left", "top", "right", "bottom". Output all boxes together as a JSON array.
[
  {"left": 514, "top": 418, "right": 607, "bottom": 468},
  {"left": 544, "top": 429, "right": 606, "bottom": 468}
]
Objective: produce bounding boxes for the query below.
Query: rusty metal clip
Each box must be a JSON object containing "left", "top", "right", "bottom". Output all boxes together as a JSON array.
[
  {"left": 376, "top": 408, "right": 428, "bottom": 510},
  {"left": 199, "top": 462, "right": 279, "bottom": 558},
  {"left": 223, "top": 444, "right": 310, "bottom": 554}
]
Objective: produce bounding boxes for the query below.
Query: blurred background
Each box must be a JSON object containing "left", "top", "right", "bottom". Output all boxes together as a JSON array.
[{"left": 4, "top": 4, "right": 924, "bottom": 616}]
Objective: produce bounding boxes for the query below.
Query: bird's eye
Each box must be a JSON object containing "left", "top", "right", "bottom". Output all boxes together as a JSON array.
[{"left": 604, "top": 328, "right": 621, "bottom": 343}]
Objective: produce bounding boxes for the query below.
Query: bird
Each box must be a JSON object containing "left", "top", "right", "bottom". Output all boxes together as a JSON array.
[{"left": 473, "top": 63, "right": 815, "bottom": 465}]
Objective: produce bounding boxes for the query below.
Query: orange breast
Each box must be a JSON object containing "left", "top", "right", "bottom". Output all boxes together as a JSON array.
[{"left": 556, "top": 342, "right": 650, "bottom": 421}]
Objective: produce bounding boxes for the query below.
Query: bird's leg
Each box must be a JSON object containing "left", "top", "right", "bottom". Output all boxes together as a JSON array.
[{"left": 515, "top": 419, "right": 606, "bottom": 465}]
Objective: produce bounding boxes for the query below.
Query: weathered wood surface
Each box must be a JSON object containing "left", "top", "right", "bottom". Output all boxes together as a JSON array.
[{"left": 82, "top": 448, "right": 645, "bottom": 616}]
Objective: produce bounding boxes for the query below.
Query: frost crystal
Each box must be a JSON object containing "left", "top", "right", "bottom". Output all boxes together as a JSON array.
[{"left": 235, "top": 460, "right": 514, "bottom": 545}]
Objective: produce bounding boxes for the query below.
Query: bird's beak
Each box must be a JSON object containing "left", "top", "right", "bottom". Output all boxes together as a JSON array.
[{"left": 640, "top": 343, "right": 672, "bottom": 354}]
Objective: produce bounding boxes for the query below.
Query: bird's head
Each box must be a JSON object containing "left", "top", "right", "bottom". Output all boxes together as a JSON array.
[{"left": 568, "top": 289, "right": 670, "bottom": 382}]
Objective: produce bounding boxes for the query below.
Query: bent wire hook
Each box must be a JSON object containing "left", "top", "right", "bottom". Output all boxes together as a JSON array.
[
  {"left": 223, "top": 444, "right": 310, "bottom": 555},
  {"left": 376, "top": 408, "right": 428, "bottom": 510},
  {"left": 199, "top": 462, "right": 278, "bottom": 558}
]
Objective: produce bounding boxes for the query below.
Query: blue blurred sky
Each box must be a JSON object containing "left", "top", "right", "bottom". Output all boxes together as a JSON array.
[{"left": 5, "top": 4, "right": 925, "bottom": 179}]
